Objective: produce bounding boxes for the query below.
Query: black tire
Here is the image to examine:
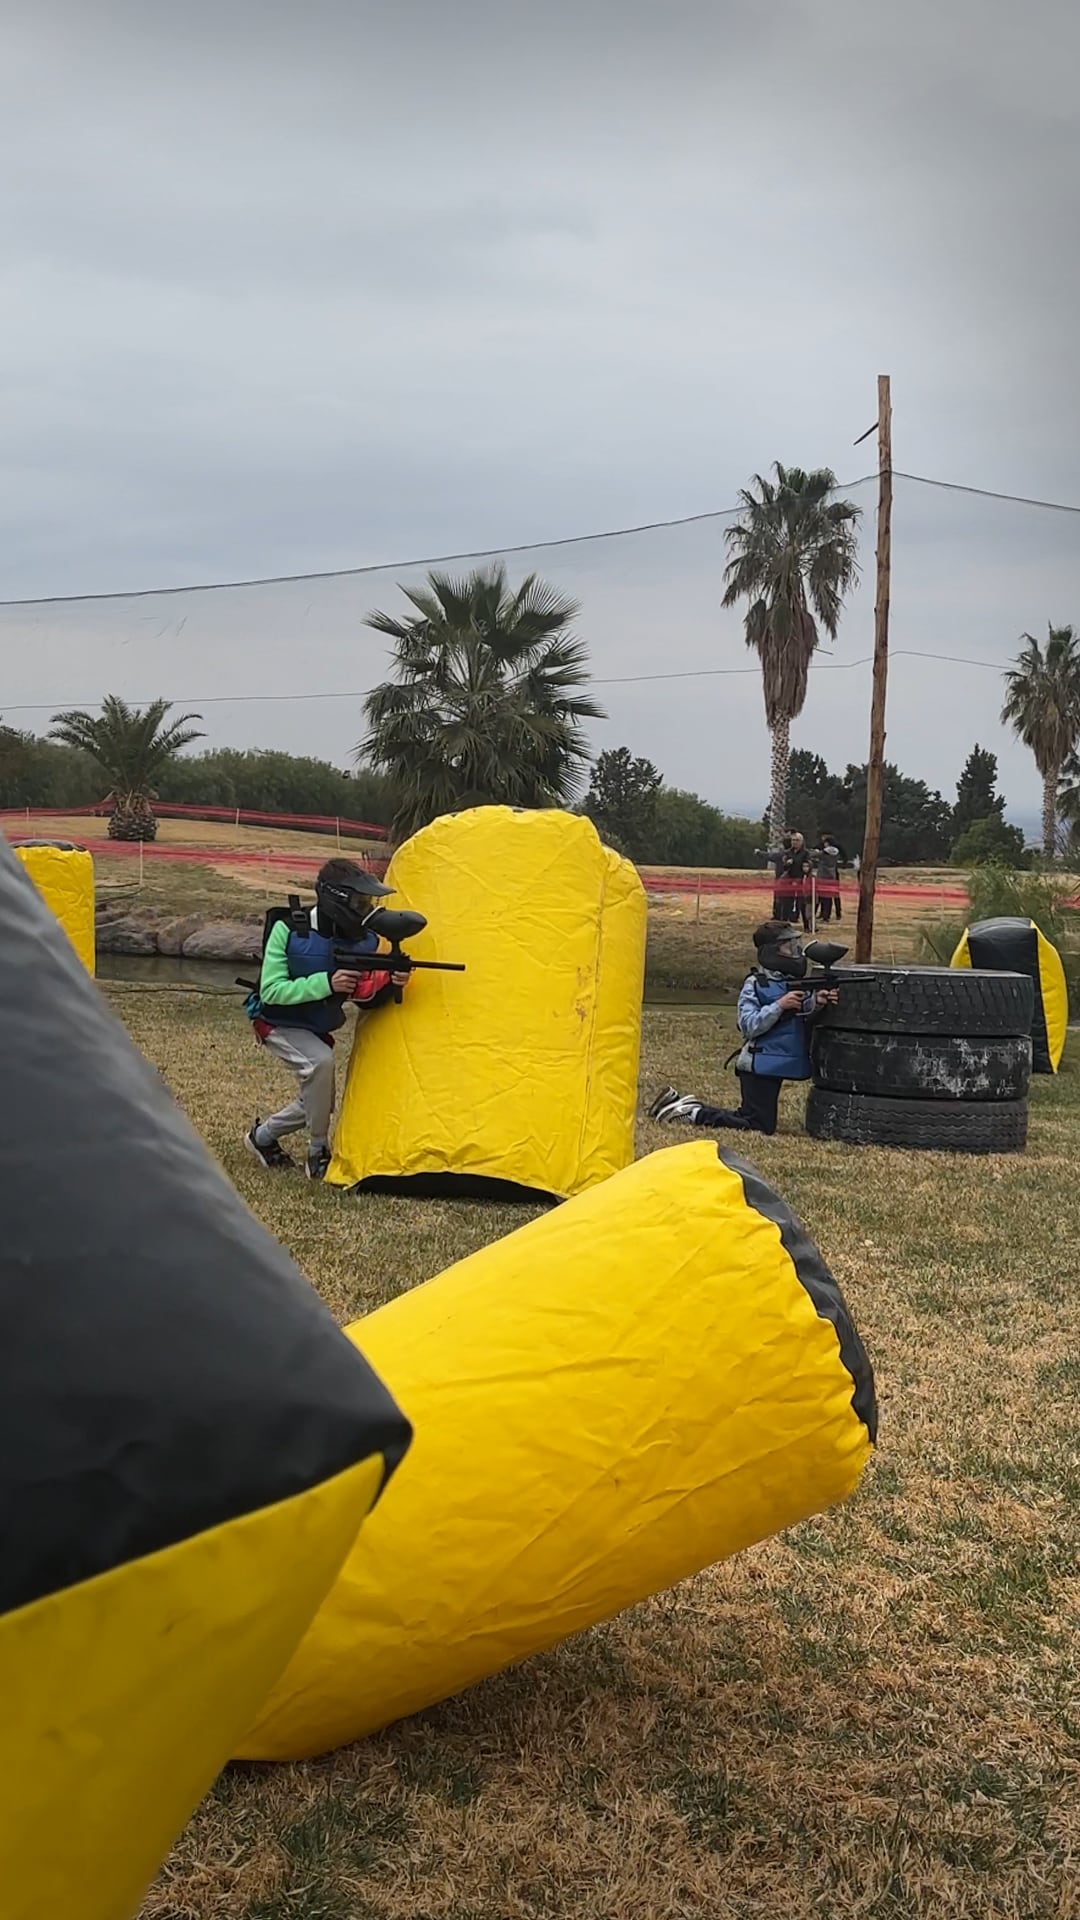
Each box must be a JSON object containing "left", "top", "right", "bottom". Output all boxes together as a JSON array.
[
  {"left": 816, "top": 966, "right": 1034, "bottom": 1038},
  {"left": 805, "top": 1086, "right": 1028, "bottom": 1154},
  {"left": 812, "top": 1029, "right": 1032, "bottom": 1102}
]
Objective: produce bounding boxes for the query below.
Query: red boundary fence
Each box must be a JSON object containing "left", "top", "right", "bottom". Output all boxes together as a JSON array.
[
  {"left": 2, "top": 824, "right": 975, "bottom": 905},
  {"left": 13, "top": 804, "right": 1076, "bottom": 908},
  {"left": 0, "top": 801, "right": 389, "bottom": 840}
]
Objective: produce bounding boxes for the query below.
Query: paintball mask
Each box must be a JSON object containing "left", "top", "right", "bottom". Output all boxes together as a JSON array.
[
  {"left": 753, "top": 926, "right": 808, "bottom": 980},
  {"left": 315, "top": 869, "right": 392, "bottom": 940}
]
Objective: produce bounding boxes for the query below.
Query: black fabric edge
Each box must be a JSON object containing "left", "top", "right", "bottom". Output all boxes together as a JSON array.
[
  {"left": 0, "top": 839, "right": 414, "bottom": 1614},
  {"left": 968, "top": 919, "right": 1051, "bottom": 1071},
  {"left": 719, "top": 1146, "right": 879, "bottom": 1445},
  {"left": 350, "top": 1172, "right": 561, "bottom": 1208}
]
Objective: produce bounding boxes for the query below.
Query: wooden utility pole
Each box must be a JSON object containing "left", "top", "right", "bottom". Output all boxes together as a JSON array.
[{"left": 855, "top": 375, "right": 893, "bottom": 963}]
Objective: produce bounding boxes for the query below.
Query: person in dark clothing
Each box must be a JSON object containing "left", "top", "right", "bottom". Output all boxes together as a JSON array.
[
  {"left": 759, "top": 833, "right": 793, "bottom": 919},
  {"left": 648, "top": 921, "right": 837, "bottom": 1136},
  {"left": 812, "top": 832, "right": 843, "bottom": 923},
  {"left": 781, "top": 831, "right": 814, "bottom": 929},
  {"left": 242, "top": 857, "right": 408, "bottom": 1180}
]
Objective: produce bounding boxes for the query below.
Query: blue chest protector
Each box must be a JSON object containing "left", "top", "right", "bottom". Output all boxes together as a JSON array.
[
  {"left": 246, "top": 901, "right": 380, "bottom": 1037},
  {"left": 739, "top": 972, "right": 813, "bottom": 1080},
  {"left": 272, "top": 925, "right": 380, "bottom": 1035}
]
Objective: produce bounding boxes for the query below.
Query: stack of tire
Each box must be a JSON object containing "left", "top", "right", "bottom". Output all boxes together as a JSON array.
[{"left": 806, "top": 965, "right": 1035, "bottom": 1153}]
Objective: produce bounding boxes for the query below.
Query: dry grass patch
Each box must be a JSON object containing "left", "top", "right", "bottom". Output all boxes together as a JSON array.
[{"left": 109, "top": 988, "right": 1080, "bottom": 1920}]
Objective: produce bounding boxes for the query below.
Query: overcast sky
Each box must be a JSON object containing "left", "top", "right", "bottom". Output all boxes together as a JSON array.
[{"left": 2, "top": 0, "right": 1078, "bottom": 825}]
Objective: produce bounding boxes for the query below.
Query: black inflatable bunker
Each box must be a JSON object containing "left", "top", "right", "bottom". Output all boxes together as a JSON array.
[{"left": 952, "top": 916, "right": 1068, "bottom": 1074}]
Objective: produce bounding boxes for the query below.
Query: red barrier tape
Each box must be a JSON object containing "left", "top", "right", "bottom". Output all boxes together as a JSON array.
[
  {"left": 0, "top": 802, "right": 388, "bottom": 839},
  {"left": 637, "top": 871, "right": 972, "bottom": 906}
]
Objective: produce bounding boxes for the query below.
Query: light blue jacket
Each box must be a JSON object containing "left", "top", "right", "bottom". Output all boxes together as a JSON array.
[{"left": 734, "top": 970, "right": 817, "bottom": 1080}]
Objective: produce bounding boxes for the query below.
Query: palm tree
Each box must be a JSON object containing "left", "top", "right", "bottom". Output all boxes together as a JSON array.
[
  {"left": 49, "top": 696, "right": 204, "bottom": 841},
  {"left": 722, "top": 463, "right": 861, "bottom": 840},
  {"left": 358, "top": 564, "right": 604, "bottom": 837},
  {"left": 1058, "top": 752, "right": 1080, "bottom": 827},
  {"left": 1001, "top": 624, "right": 1080, "bottom": 855}
]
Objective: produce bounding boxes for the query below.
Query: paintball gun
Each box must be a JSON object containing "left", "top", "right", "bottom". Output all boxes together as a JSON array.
[
  {"left": 803, "top": 938, "right": 848, "bottom": 991},
  {"left": 334, "top": 906, "right": 466, "bottom": 1004}
]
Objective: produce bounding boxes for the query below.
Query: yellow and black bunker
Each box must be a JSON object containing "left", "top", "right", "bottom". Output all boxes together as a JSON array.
[
  {"left": 952, "top": 915, "right": 1068, "bottom": 1073},
  {"left": 243, "top": 1138, "right": 877, "bottom": 1761},
  {"left": 0, "top": 839, "right": 411, "bottom": 1920}
]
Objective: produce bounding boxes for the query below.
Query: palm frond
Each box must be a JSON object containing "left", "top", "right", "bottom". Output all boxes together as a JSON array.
[
  {"left": 722, "top": 460, "right": 861, "bottom": 728},
  {"left": 357, "top": 564, "right": 601, "bottom": 829}
]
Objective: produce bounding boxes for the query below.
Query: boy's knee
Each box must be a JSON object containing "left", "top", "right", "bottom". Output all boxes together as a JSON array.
[{"left": 299, "top": 1053, "right": 334, "bottom": 1090}]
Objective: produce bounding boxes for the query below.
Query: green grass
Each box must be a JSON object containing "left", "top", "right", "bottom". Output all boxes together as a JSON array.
[{"left": 122, "top": 982, "right": 1080, "bottom": 1920}]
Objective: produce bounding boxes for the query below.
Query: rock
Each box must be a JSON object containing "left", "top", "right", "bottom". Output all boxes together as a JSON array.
[
  {"left": 181, "top": 920, "right": 263, "bottom": 961},
  {"left": 95, "top": 916, "right": 160, "bottom": 956},
  {"left": 156, "top": 914, "right": 210, "bottom": 956}
]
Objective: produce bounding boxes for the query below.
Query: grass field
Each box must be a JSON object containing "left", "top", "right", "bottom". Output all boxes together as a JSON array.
[{"left": 109, "top": 981, "right": 1080, "bottom": 1920}]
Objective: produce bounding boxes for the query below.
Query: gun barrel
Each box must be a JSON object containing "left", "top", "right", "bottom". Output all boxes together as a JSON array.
[{"left": 333, "top": 949, "right": 465, "bottom": 974}]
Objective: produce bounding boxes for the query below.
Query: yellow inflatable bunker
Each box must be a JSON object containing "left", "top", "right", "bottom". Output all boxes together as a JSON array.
[
  {"left": 952, "top": 916, "right": 1068, "bottom": 1073},
  {"left": 242, "top": 1138, "right": 876, "bottom": 1761},
  {"left": 0, "top": 841, "right": 411, "bottom": 1920},
  {"left": 12, "top": 837, "right": 96, "bottom": 973},
  {"left": 329, "top": 807, "right": 646, "bottom": 1199}
]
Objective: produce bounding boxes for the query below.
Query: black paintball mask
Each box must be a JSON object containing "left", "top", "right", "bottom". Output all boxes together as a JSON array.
[
  {"left": 753, "top": 924, "right": 808, "bottom": 980},
  {"left": 315, "top": 869, "right": 392, "bottom": 940}
]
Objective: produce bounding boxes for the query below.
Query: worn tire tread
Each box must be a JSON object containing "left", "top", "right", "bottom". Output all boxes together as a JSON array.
[
  {"left": 812, "top": 1029, "right": 1032, "bottom": 1102},
  {"left": 817, "top": 965, "right": 1034, "bottom": 1038},
  {"left": 805, "top": 1086, "right": 1028, "bottom": 1153}
]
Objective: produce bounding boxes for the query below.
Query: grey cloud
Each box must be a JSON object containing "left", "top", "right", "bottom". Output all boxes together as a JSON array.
[{"left": 1, "top": 0, "right": 1078, "bottom": 826}]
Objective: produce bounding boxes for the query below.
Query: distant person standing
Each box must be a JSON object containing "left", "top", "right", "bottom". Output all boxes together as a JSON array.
[
  {"left": 781, "top": 831, "right": 814, "bottom": 929},
  {"left": 759, "top": 832, "right": 793, "bottom": 919},
  {"left": 812, "top": 832, "right": 842, "bottom": 923}
]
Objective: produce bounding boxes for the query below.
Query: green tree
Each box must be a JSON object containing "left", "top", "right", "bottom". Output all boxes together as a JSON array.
[
  {"left": 1002, "top": 624, "right": 1080, "bottom": 854},
  {"left": 649, "top": 788, "right": 760, "bottom": 867},
  {"left": 722, "top": 464, "right": 861, "bottom": 841},
  {"left": 0, "top": 723, "right": 99, "bottom": 809},
  {"left": 950, "top": 814, "right": 1029, "bottom": 869},
  {"left": 953, "top": 744, "right": 1005, "bottom": 839},
  {"left": 48, "top": 697, "right": 204, "bottom": 841},
  {"left": 359, "top": 565, "right": 603, "bottom": 838},
  {"left": 782, "top": 748, "right": 849, "bottom": 846},
  {"left": 583, "top": 747, "right": 662, "bottom": 857},
  {"left": 836, "top": 762, "right": 953, "bottom": 865},
  {"left": 157, "top": 748, "right": 398, "bottom": 825}
]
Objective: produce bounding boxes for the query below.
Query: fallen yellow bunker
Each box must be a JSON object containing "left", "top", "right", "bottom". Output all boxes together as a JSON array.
[
  {"left": 242, "top": 1139, "right": 876, "bottom": 1761},
  {"left": 328, "top": 806, "right": 647, "bottom": 1199}
]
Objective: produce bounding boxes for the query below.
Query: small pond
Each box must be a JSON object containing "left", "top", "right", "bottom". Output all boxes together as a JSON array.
[{"left": 95, "top": 952, "right": 730, "bottom": 1011}]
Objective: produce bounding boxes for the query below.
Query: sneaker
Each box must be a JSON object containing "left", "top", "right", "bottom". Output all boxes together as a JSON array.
[
  {"left": 649, "top": 1087, "right": 701, "bottom": 1125},
  {"left": 648, "top": 1085, "right": 681, "bottom": 1121},
  {"left": 306, "top": 1144, "right": 333, "bottom": 1182},
  {"left": 245, "top": 1121, "right": 294, "bottom": 1171},
  {"left": 658, "top": 1097, "right": 702, "bottom": 1126}
]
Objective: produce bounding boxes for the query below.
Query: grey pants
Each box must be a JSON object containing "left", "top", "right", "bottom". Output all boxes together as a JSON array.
[{"left": 259, "top": 1027, "right": 336, "bottom": 1147}]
